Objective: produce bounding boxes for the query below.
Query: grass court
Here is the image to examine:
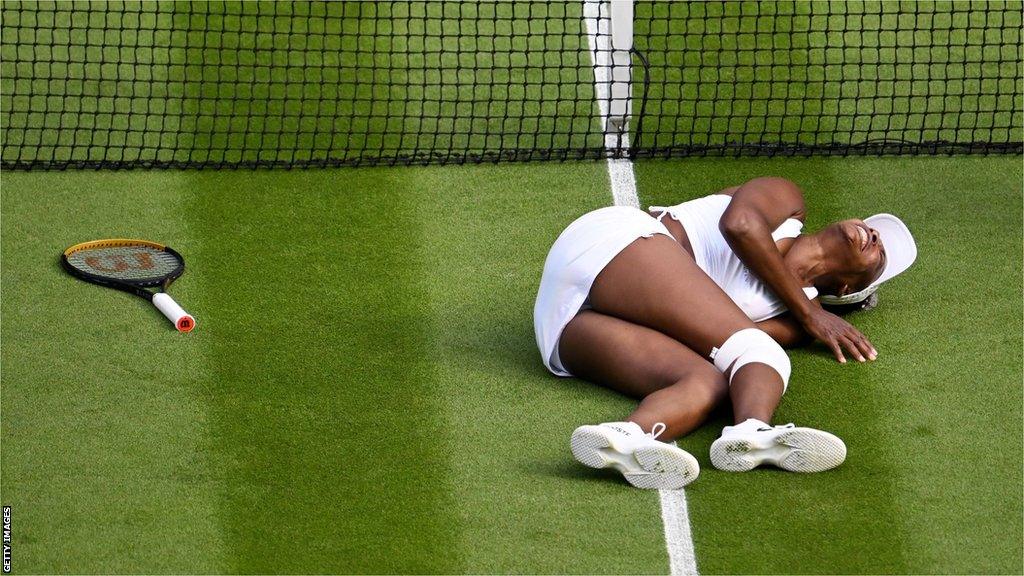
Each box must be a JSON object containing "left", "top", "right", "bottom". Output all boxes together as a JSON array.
[
  {"left": 1, "top": 1, "right": 1022, "bottom": 573},
  {"left": 3, "top": 155, "right": 1021, "bottom": 573}
]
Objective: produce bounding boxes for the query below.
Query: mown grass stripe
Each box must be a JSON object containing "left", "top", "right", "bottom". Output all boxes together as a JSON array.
[
  {"left": 182, "top": 169, "right": 463, "bottom": 572},
  {"left": 0, "top": 172, "right": 228, "bottom": 572}
]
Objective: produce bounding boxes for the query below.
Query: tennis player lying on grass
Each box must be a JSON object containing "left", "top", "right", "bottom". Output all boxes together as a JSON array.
[{"left": 534, "top": 177, "right": 917, "bottom": 489}]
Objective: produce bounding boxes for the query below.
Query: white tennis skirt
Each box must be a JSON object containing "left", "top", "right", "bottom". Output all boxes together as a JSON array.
[{"left": 533, "top": 205, "right": 674, "bottom": 376}]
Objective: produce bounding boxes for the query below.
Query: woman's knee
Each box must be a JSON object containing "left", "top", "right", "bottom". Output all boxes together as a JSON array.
[
  {"left": 694, "top": 364, "right": 730, "bottom": 405},
  {"left": 712, "top": 327, "right": 791, "bottom": 391}
]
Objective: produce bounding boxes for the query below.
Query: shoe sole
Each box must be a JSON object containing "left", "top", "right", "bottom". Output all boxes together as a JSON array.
[
  {"left": 709, "top": 427, "right": 847, "bottom": 473},
  {"left": 570, "top": 425, "right": 699, "bottom": 489}
]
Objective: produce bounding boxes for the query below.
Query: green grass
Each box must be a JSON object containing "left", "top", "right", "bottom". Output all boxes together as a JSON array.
[
  {"left": 0, "top": 2, "right": 1021, "bottom": 572},
  {"left": 2, "top": 162, "right": 676, "bottom": 573},
  {"left": 2, "top": 155, "right": 1021, "bottom": 573},
  {"left": 0, "top": 179, "right": 229, "bottom": 570}
]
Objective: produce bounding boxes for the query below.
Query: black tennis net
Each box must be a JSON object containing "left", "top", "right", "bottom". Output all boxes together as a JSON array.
[
  {"left": 632, "top": 1, "right": 1024, "bottom": 157},
  {"left": 1, "top": 1, "right": 1020, "bottom": 169}
]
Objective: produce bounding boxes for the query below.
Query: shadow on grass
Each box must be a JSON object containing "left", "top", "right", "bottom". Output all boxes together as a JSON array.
[{"left": 526, "top": 456, "right": 633, "bottom": 487}]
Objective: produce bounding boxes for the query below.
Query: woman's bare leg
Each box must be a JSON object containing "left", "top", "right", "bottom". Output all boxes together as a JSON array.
[
  {"left": 587, "top": 235, "right": 784, "bottom": 424},
  {"left": 561, "top": 235, "right": 846, "bottom": 474},
  {"left": 559, "top": 310, "right": 728, "bottom": 440}
]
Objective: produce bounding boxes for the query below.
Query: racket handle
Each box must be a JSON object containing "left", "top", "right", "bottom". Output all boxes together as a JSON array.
[{"left": 153, "top": 293, "right": 196, "bottom": 333}]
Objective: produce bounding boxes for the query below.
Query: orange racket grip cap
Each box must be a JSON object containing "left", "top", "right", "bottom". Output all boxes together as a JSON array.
[{"left": 176, "top": 315, "right": 196, "bottom": 333}]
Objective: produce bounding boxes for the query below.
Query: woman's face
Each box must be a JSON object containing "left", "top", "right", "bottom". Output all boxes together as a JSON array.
[{"left": 818, "top": 219, "right": 887, "bottom": 296}]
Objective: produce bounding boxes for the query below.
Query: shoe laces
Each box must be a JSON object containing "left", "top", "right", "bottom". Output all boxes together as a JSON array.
[
  {"left": 649, "top": 422, "right": 667, "bottom": 440},
  {"left": 756, "top": 423, "right": 795, "bottom": 432}
]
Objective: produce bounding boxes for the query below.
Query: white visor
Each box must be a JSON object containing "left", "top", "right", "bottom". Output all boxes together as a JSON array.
[{"left": 819, "top": 213, "right": 917, "bottom": 305}]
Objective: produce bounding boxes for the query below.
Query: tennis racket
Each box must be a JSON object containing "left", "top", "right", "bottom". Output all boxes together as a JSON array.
[{"left": 61, "top": 239, "right": 196, "bottom": 333}]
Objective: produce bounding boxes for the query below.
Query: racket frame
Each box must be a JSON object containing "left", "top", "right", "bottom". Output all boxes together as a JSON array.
[
  {"left": 61, "top": 239, "right": 194, "bottom": 332},
  {"left": 61, "top": 239, "right": 185, "bottom": 302}
]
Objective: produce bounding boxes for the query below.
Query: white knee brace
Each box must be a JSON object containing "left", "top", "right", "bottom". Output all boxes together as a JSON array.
[{"left": 710, "top": 328, "right": 791, "bottom": 392}]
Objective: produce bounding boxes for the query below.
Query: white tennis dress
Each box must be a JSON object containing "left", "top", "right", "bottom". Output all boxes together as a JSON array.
[{"left": 534, "top": 195, "right": 818, "bottom": 377}]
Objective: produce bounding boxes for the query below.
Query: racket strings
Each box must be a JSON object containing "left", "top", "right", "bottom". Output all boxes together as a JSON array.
[{"left": 66, "top": 245, "right": 181, "bottom": 281}]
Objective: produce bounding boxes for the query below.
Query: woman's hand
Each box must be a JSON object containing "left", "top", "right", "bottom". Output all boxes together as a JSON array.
[{"left": 800, "top": 307, "right": 877, "bottom": 363}]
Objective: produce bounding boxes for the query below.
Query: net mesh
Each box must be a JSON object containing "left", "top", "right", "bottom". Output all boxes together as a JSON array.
[
  {"left": 2, "top": 0, "right": 1021, "bottom": 170},
  {"left": 632, "top": 1, "right": 1024, "bottom": 156},
  {"left": 66, "top": 245, "right": 181, "bottom": 281}
]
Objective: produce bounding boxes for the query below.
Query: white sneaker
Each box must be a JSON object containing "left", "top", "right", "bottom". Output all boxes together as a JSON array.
[
  {"left": 570, "top": 422, "right": 700, "bottom": 489},
  {"left": 710, "top": 418, "right": 847, "bottom": 473}
]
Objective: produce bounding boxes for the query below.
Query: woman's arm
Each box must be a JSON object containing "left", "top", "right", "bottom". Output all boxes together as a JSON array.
[
  {"left": 721, "top": 177, "right": 875, "bottom": 363},
  {"left": 720, "top": 177, "right": 815, "bottom": 320},
  {"left": 756, "top": 314, "right": 811, "bottom": 348}
]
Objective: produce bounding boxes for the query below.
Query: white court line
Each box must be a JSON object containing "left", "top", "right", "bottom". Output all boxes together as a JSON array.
[{"left": 582, "top": 2, "right": 699, "bottom": 575}]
